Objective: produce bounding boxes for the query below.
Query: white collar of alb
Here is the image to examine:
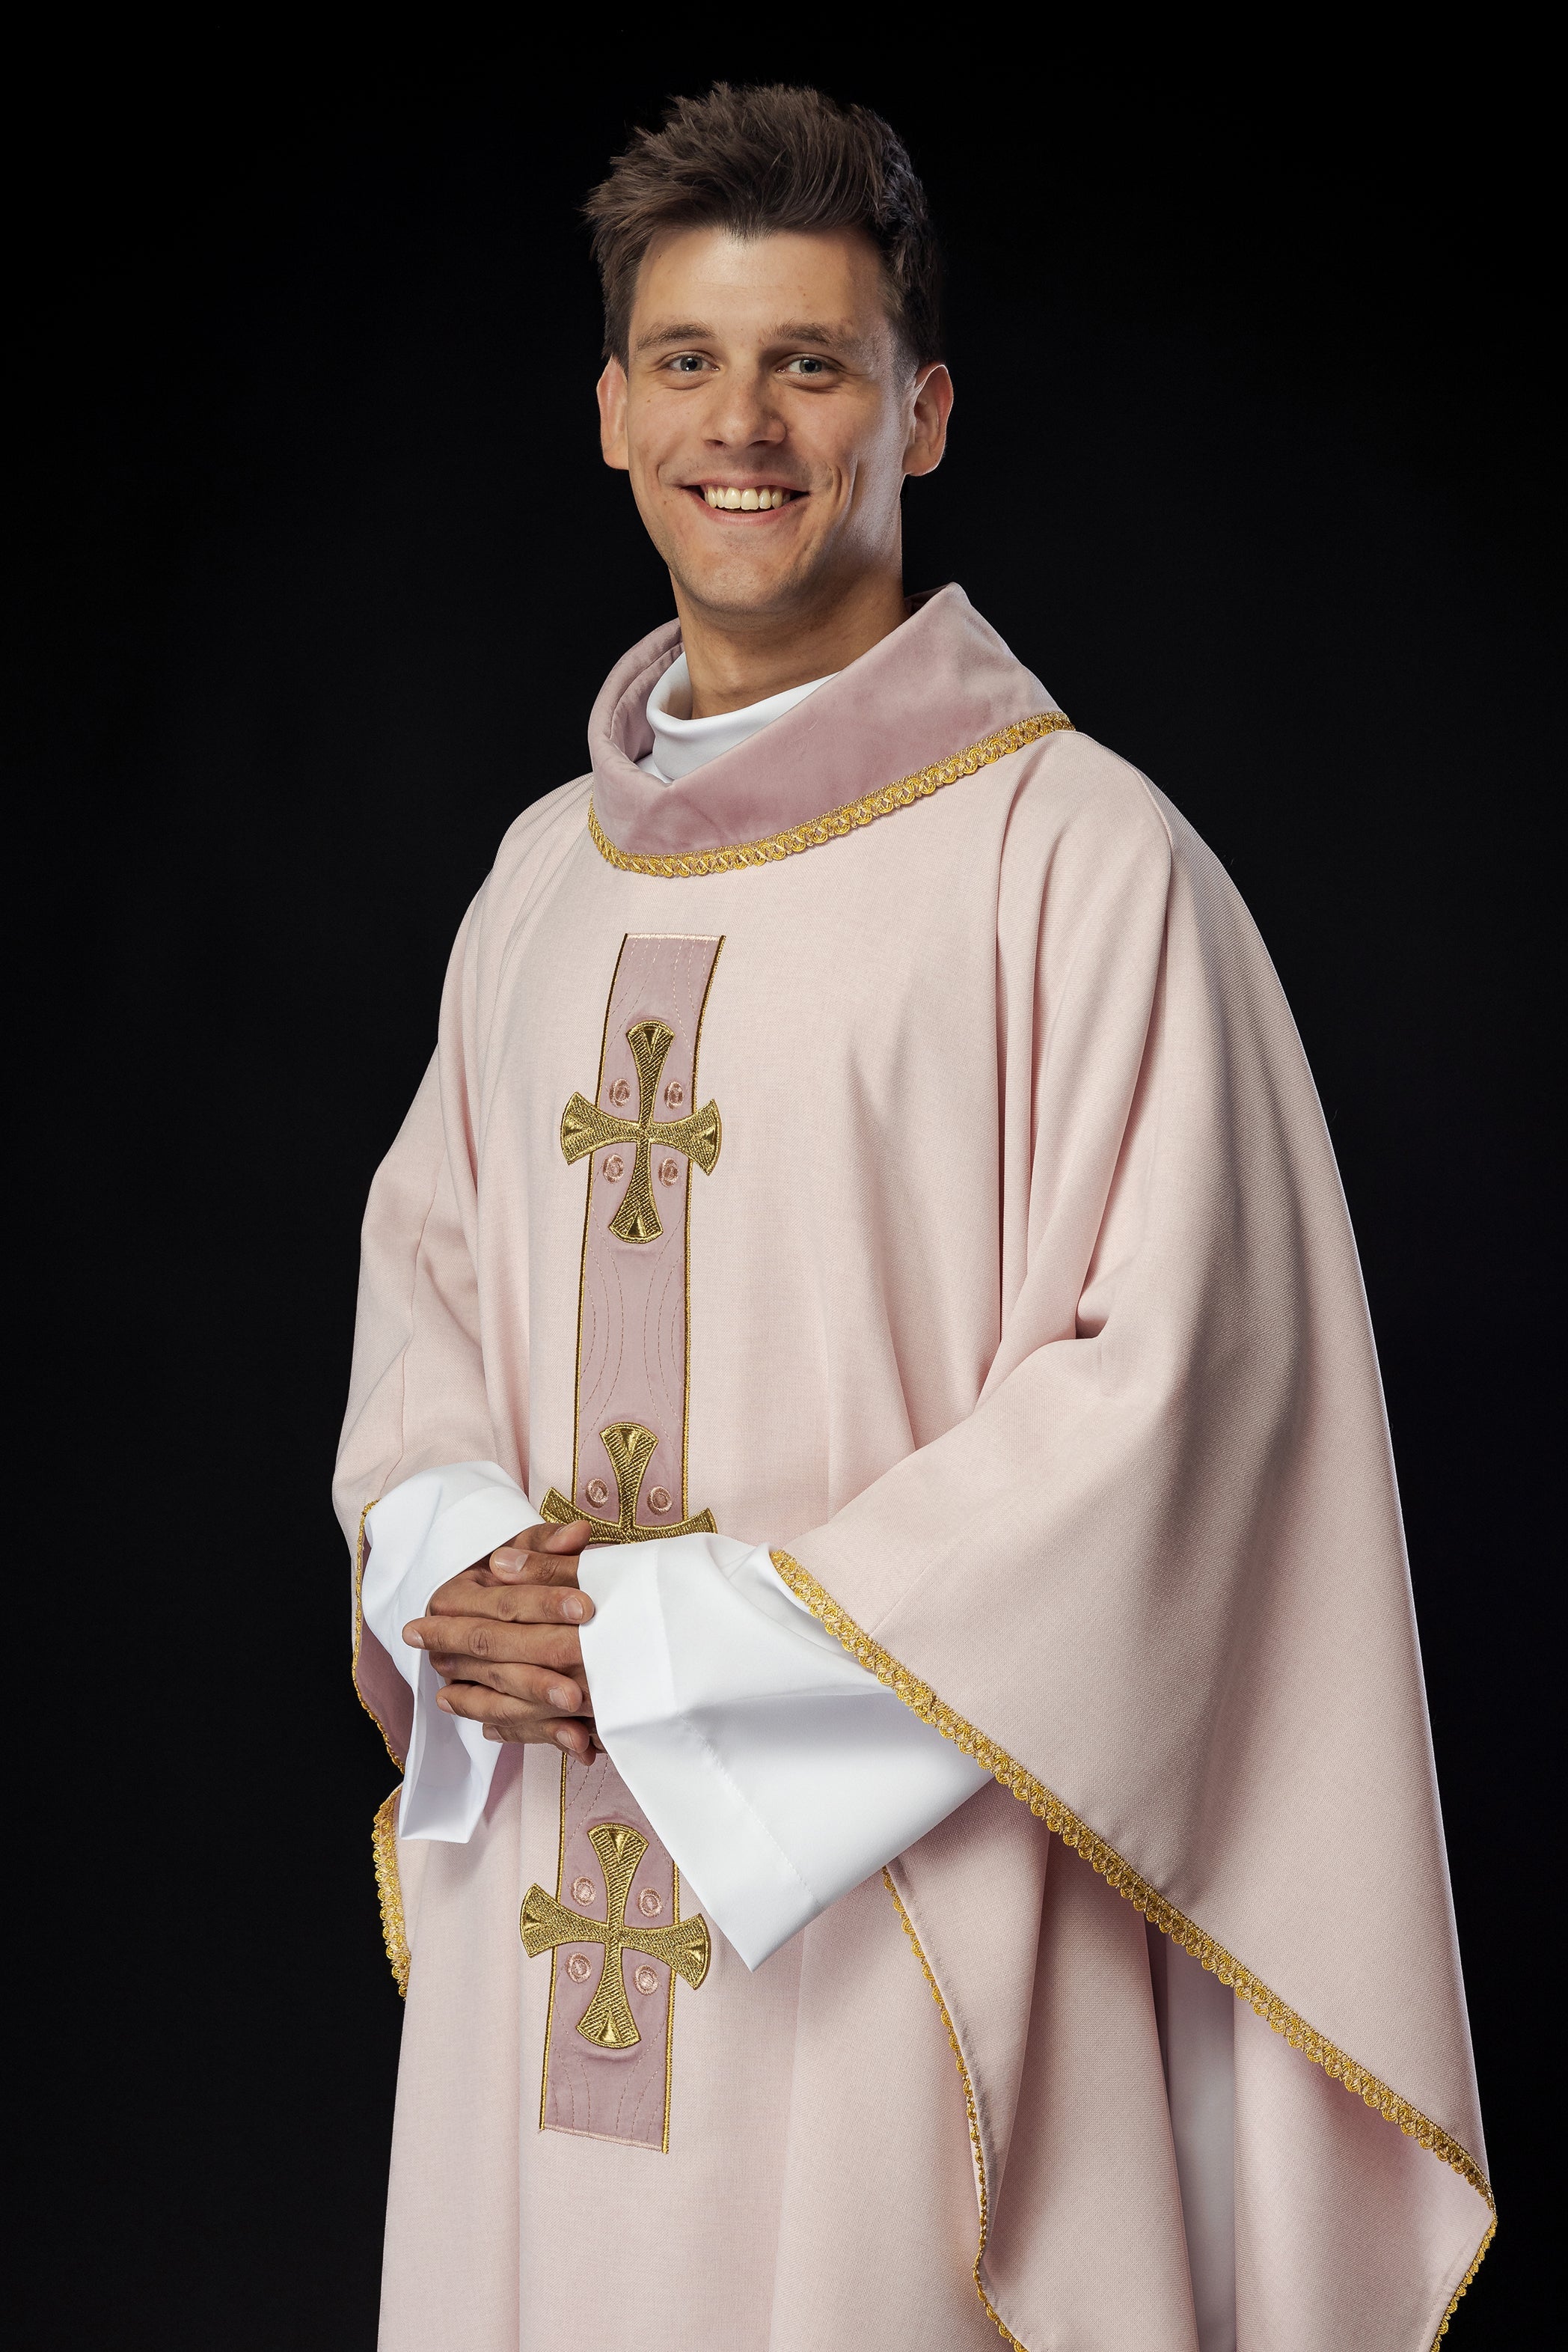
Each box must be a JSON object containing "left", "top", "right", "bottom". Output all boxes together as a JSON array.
[{"left": 640, "top": 653, "right": 836, "bottom": 784}]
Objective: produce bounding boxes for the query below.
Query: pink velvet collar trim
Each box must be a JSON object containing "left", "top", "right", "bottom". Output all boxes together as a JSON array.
[{"left": 586, "top": 584, "right": 1059, "bottom": 861}]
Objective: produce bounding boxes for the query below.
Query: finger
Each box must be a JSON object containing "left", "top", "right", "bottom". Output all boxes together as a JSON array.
[
  {"left": 438, "top": 1683, "right": 593, "bottom": 1753},
  {"left": 435, "top": 1659, "right": 584, "bottom": 1712},
  {"left": 487, "top": 1720, "right": 596, "bottom": 1756},
  {"left": 405, "top": 1616, "right": 584, "bottom": 1671},
  {"left": 417, "top": 1574, "right": 592, "bottom": 1625},
  {"left": 484, "top": 1715, "right": 596, "bottom": 1756},
  {"left": 480, "top": 1571, "right": 595, "bottom": 1627},
  {"left": 430, "top": 1657, "right": 589, "bottom": 1711},
  {"left": 488, "top": 1536, "right": 589, "bottom": 1589}
]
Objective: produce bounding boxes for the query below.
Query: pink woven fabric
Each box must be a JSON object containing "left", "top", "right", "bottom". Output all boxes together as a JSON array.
[{"left": 340, "top": 586, "right": 1488, "bottom": 2349}]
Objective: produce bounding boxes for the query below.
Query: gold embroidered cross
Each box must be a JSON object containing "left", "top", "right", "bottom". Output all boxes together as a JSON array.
[
  {"left": 540, "top": 1419, "right": 716, "bottom": 1543},
  {"left": 521, "top": 1821, "right": 711, "bottom": 2047},
  {"left": 560, "top": 1017, "right": 721, "bottom": 1245}
]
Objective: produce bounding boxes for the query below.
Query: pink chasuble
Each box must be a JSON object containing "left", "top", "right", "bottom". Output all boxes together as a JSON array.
[{"left": 337, "top": 585, "right": 1491, "bottom": 2351}]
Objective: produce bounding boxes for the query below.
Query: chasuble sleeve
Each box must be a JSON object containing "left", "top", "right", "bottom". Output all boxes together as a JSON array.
[
  {"left": 334, "top": 901, "right": 518, "bottom": 1768},
  {"left": 775, "top": 775, "right": 1485, "bottom": 2180}
]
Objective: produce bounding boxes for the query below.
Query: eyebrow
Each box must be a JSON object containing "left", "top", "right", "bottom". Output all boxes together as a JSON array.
[{"left": 633, "top": 318, "right": 872, "bottom": 359}]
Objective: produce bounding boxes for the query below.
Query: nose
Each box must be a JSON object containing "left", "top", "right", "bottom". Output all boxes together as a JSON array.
[{"left": 702, "top": 364, "right": 786, "bottom": 451}]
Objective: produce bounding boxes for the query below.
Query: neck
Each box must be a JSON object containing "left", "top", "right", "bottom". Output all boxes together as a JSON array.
[{"left": 673, "top": 565, "right": 910, "bottom": 718}]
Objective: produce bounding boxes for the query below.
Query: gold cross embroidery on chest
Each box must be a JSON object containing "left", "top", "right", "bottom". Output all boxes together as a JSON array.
[
  {"left": 540, "top": 1419, "right": 716, "bottom": 1542},
  {"left": 521, "top": 1821, "right": 711, "bottom": 2048},
  {"left": 559, "top": 1016, "right": 721, "bottom": 1246}
]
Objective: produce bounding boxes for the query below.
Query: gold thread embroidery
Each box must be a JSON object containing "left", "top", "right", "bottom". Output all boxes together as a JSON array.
[
  {"left": 560, "top": 1017, "right": 722, "bottom": 1245},
  {"left": 774, "top": 1549, "right": 1497, "bottom": 2276},
  {"left": 372, "top": 1789, "right": 410, "bottom": 1997},
  {"left": 537, "top": 938, "right": 725, "bottom": 2148},
  {"left": 684, "top": 942, "right": 723, "bottom": 1518},
  {"left": 664, "top": 1863, "right": 682, "bottom": 2157},
  {"left": 539, "top": 1751, "right": 569, "bottom": 2130},
  {"left": 521, "top": 1821, "right": 711, "bottom": 2048},
  {"left": 569, "top": 935, "right": 630, "bottom": 1506},
  {"left": 551, "top": 935, "right": 724, "bottom": 1530},
  {"left": 883, "top": 1869, "right": 1027, "bottom": 2350},
  {"left": 588, "top": 712, "right": 1075, "bottom": 878},
  {"left": 542, "top": 1418, "right": 716, "bottom": 1542},
  {"left": 352, "top": 1499, "right": 402, "bottom": 1771},
  {"left": 533, "top": 1765, "right": 705, "bottom": 2154}
]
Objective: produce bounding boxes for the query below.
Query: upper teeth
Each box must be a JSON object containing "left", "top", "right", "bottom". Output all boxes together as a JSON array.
[{"left": 704, "top": 486, "right": 792, "bottom": 510}]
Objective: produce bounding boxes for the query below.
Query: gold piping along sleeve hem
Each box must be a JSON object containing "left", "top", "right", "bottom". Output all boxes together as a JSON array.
[
  {"left": 772, "top": 1551, "right": 1495, "bottom": 2350},
  {"left": 587, "top": 711, "right": 1074, "bottom": 879},
  {"left": 373, "top": 1788, "right": 411, "bottom": 1997},
  {"left": 883, "top": 1869, "right": 1028, "bottom": 2350}
]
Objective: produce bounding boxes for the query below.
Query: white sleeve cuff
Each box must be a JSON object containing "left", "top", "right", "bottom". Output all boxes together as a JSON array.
[
  {"left": 578, "top": 1535, "right": 990, "bottom": 1970},
  {"left": 361, "top": 1461, "right": 532, "bottom": 1842}
]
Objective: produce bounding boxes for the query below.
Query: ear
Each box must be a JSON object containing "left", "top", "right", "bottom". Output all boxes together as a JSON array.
[
  {"left": 598, "top": 358, "right": 630, "bottom": 471},
  {"left": 903, "top": 362, "right": 954, "bottom": 480}
]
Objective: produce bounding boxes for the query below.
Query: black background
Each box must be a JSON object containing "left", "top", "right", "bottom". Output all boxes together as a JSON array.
[{"left": 13, "top": 40, "right": 1556, "bottom": 2349}]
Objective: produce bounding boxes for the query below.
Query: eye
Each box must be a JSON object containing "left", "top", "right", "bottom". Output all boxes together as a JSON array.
[
  {"left": 665, "top": 353, "right": 710, "bottom": 375},
  {"left": 783, "top": 355, "right": 832, "bottom": 376}
]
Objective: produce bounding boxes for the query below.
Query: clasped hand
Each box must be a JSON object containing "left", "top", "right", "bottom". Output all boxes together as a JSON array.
[{"left": 402, "top": 1516, "right": 598, "bottom": 1759}]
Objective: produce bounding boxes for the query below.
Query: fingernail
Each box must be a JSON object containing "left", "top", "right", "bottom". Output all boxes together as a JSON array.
[
  {"left": 549, "top": 1684, "right": 576, "bottom": 1710},
  {"left": 402, "top": 1625, "right": 425, "bottom": 1647},
  {"left": 491, "top": 1550, "right": 523, "bottom": 1577},
  {"left": 554, "top": 1728, "right": 575, "bottom": 1750},
  {"left": 561, "top": 1595, "right": 585, "bottom": 1622},
  {"left": 483, "top": 1726, "right": 500, "bottom": 1741},
  {"left": 435, "top": 1694, "right": 452, "bottom": 1712}
]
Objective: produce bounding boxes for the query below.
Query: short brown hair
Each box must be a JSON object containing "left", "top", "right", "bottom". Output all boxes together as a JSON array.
[{"left": 584, "top": 84, "right": 941, "bottom": 367}]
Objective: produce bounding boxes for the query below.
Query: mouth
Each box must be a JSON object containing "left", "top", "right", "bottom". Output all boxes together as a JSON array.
[{"left": 685, "top": 483, "right": 801, "bottom": 515}]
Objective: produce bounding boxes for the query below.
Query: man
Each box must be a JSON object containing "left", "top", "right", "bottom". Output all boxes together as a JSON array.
[{"left": 337, "top": 84, "right": 1490, "bottom": 2351}]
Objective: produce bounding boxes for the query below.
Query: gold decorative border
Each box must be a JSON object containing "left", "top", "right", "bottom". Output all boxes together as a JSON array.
[
  {"left": 561, "top": 934, "right": 724, "bottom": 1527},
  {"left": 373, "top": 1789, "right": 410, "bottom": 1997},
  {"left": 537, "top": 1753, "right": 685, "bottom": 2153},
  {"left": 569, "top": 938, "right": 629, "bottom": 1509},
  {"left": 588, "top": 711, "right": 1074, "bottom": 878},
  {"left": 352, "top": 1499, "right": 404, "bottom": 1771},
  {"left": 682, "top": 941, "right": 723, "bottom": 1518},
  {"left": 538, "top": 1750, "right": 568, "bottom": 2128},
  {"left": 663, "top": 1863, "right": 682, "bottom": 2157},
  {"left": 883, "top": 1869, "right": 1024, "bottom": 2348},
  {"left": 776, "top": 1551, "right": 1495, "bottom": 2349}
]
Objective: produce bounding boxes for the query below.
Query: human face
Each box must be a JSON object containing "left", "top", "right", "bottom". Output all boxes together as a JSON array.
[{"left": 597, "top": 225, "right": 950, "bottom": 627}]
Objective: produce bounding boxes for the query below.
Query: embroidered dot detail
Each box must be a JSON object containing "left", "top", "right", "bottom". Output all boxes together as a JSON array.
[
  {"left": 604, "top": 1153, "right": 624, "bottom": 1180},
  {"left": 571, "top": 1877, "right": 596, "bottom": 1905},
  {"left": 658, "top": 1156, "right": 679, "bottom": 1185},
  {"left": 608, "top": 1078, "right": 631, "bottom": 1107},
  {"left": 665, "top": 1081, "right": 685, "bottom": 1107},
  {"left": 634, "top": 1966, "right": 660, "bottom": 1995},
  {"left": 586, "top": 1480, "right": 608, "bottom": 1507},
  {"left": 648, "top": 1486, "right": 672, "bottom": 1512},
  {"left": 637, "top": 1888, "right": 663, "bottom": 1917},
  {"left": 566, "top": 1954, "right": 591, "bottom": 1982}
]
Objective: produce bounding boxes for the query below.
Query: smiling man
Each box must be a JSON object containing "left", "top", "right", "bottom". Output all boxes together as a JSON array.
[{"left": 336, "top": 85, "right": 1489, "bottom": 2352}]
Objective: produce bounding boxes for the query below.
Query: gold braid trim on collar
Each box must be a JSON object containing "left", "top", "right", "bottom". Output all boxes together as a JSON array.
[
  {"left": 771, "top": 1551, "right": 1495, "bottom": 2352},
  {"left": 589, "top": 710, "right": 1074, "bottom": 878}
]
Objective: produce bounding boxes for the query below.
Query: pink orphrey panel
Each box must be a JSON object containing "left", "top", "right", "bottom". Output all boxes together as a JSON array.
[{"left": 529, "top": 932, "right": 724, "bottom": 2150}]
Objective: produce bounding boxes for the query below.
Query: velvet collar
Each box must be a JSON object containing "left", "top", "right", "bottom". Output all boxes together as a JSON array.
[{"left": 585, "top": 584, "right": 1062, "bottom": 869}]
